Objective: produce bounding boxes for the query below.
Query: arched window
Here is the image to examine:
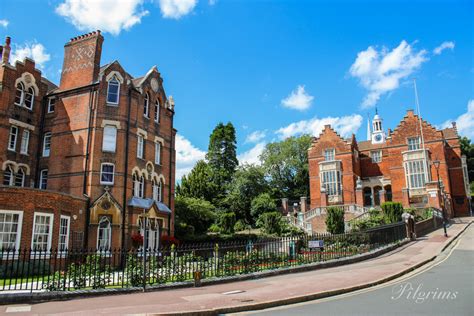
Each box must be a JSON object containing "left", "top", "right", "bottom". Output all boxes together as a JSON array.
[
  {"left": 97, "top": 216, "right": 111, "bottom": 251},
  {"left": 24, "top": 87, "right": 34, "bottom": 110},
  {"left": 3, "top": 166, "right": 14, "bottom": 186},
  {"left": 107, "top": 76, "right": 120, "bottom": 104},
  {"left": 144, "top": 93, "right": 150, "bottom": 118},
  {"left": 14, "top": 82, "right": 25, "bottom": 106},
  {"left": 154, "top": 100, "right": 160, "bottom": 123},
  {"left": 14, "top": 168, "right": 25, "bottom": 187},
  {"left": 152, "top": 179, "right": 162, "bottom": 202},
  {"left": 133, "top": 173, "right": 144, "bottom": 198}
]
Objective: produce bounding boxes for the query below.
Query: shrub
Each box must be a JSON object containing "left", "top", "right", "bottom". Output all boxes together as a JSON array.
[
  {"left": 257, "top": 211, "right": 283, "bottom": 235},
  {"left": 325, "top": 206, "right": 345, "bottom": 234},
  {"left": 208, "top": 223, "right": 221, "bottom": 233},
  {"left": 250, "top": 193, "right": 277, "bottom": 219},
  {"left": 175, "top": 196, "right": 216, "bottom": 238},
  {"left": 234, "top": 220, "right": 247, "bottom": 232},
  {"left": 219, "top": 212, "right": 236, "bottom": 234},
  {"left": 381, "top": 202, "right": 404, "bottom": 223}
]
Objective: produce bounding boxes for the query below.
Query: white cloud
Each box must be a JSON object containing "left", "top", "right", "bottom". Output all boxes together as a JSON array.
[
  {"left": 238, "top": 142, "right": 266, "bottom": 165},
  {"left": 276, "top": 114, "right": 363, "bottom": 140},
  {"left": 175, "top": 134, "right": 206, "bottom": 180},
  {"left": 245, "top": 130, "right": 266, "bottom": 144},
  {"left": 56, "top": 0, "right": 149, "bottom": 35},
  {"left": 433, "top": 41, "right": 455, "bottom": 55},
  {"left": 281, "top": 85, "right": 314, "bottom": 111},
  {"left": 350, "top": 40, "right": 428, "bottom": 108},
  {"left": 0, "top": 19, "right": 9, "bottom": 28},
  {"left": 11, "top": 43, "right": 51, "bottom": 69},
  {"left": 442, "top": 100, "right": 474, "bottom": 139},
  {"left": 158, "top": 0, "right": 197, "bottom": 19}
]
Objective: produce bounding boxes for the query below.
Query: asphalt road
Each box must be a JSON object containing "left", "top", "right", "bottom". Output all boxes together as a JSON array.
[{"left": 235, "top": 224, "right": 474, "bottom": 316}]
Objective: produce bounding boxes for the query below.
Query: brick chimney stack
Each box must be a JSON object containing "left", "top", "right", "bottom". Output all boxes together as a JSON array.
[
  {"left": 60, "top": 31, "right": 104, "bottom": 90},
  {"left": 2, "top": 36, "right": 11, "bottom": 64}
]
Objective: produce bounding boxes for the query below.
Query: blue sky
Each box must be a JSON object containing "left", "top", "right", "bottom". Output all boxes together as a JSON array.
[{"left": 1, "top": 0, "right": 472, "bottom": 179}]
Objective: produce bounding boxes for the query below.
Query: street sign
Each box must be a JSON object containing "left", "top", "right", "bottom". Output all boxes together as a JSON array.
[{"left": 308, "top": 240, "right": 324, "bottom": 249}]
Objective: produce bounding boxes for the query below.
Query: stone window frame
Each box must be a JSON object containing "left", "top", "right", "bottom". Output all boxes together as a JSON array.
[
  {"left": 321, "top": 170, "right": 341, "bottom": 197},
  {"left": 97, "top": 216, "right": 112, "bottom": 252},
  {"left": 14, "top": 73, "right": 39, "bottom": 111},
  {"left": 0, "top": 210, "right": 24, "bottom": 253},
  {"left": 407, "top": 137, "right": 421, "bottom": 151},
  {"left": 105, "top": 71, "right": 124, "bottom": 106},
  {"left": 154, "top": 136, "right": 164, "bottom": 165},
  {"left": 323, "top": 148, "right": 335, "bottom": 161},
  {"left": 405, "top": 159, "right": 426, "bottom": 189}
]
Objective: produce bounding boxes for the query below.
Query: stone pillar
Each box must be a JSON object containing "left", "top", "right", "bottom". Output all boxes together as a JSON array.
[
  {"left": 402, "top": 188, "right": 410, "bottom": 208},
  {"left": 300, "top": 197, "right": 307, "bottom": 213},
  {"left": 370, "top": 187, "right": 375, "bottom": 206},
  {"left": 320, "top": 190, "right": 328, "bottom": 207},
  {"left": 356, "top": 188, "right": 364, "bottom": 207},
  {"left": 379, "top": 189, "right": 386, "bottom": 204}
]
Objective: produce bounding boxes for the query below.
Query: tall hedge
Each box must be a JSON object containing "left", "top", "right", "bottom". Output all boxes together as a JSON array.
[
  {"left": 381, "top": 202, "right": 404, "bottom": 223},
  {"left": 325, "top": 206, "right": 345, "bottom": 234}
]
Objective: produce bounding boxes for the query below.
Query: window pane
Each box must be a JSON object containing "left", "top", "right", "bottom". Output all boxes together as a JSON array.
[
  {"left": 0, "top": 212, "right": 20, "bottom": 250},
  {"left": 102, "top": 126, "right": 117, "bottom": 152}
]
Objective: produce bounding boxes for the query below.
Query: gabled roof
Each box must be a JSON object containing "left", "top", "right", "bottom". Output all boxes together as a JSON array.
[{"left": 128, "top": 197, "right": 171, "bottom": 213}]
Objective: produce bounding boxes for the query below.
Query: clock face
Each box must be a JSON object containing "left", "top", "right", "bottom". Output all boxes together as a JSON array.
[{"left": 374, "top": 134, "right": 382, "bottom": 142}]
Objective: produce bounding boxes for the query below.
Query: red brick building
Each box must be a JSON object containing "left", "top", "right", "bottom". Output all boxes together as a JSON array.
[
  {"left": 307, "top": 109, "right": 470, "bottom": 231},
  {"left": 0, "top": 32, "right": 176, "bottom": 252}
]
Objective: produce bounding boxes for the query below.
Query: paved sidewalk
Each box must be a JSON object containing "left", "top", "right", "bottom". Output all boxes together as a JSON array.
[{"left": 1, "top": 218, "right": 472, "bottom": 316}]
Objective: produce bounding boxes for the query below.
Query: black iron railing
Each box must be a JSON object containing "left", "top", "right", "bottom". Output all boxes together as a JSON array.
[{"left": 0, "top": 222, "right": 406, "bottom": 293}]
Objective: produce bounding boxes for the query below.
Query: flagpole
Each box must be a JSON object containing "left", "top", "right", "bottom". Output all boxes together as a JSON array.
[{"left": 413, "top": 79, "right": 429, "bottom": 183}]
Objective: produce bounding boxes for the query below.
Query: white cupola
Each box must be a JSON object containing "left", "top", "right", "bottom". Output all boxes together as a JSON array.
[{"left": 371, "top": 108, "right": 386, "bottom": 144}]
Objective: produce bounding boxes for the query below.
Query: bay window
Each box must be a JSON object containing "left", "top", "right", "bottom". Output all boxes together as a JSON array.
[
  {"left": 321, "top": 170, "right": 341, "bottom": 196},
  {"left": 405, "top": 160, "right": 426, "bottom": 189}
]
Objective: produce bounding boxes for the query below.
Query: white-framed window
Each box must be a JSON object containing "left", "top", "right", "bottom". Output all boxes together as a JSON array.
[
  {"left": 58, "top": 215, "right": 70, "bottom": 252},
  {"left": 0, "top": 210, "right": 23, "bottom": 251},
  {"left": 24, "top": 87, "right": 34, "bottom": 110},
  {"left": 31, "top": 212, "right": 54, "bottom": 253},
  {"left": 47, "top": 98, "right": 56, "bottom": 113},
  {"left": 8, "top": 126, "right": 18, "bottom": 151},
  {"left": 324, "top": 148, "right": 335, "bottom": 161},
  {"left": 97, "top": 216, "right": 111, "bottom": 251},
  {"left": 20, "top": 130, "right": 30, "bottom": 155},
  {"left": 42, "top": 132, "right": 51, "bottom": 157},
  {"left": 154, "top": 100, "right": 160, "bottom": 123},
  {"left": 139, "top": 217, "right": 160, "bottom": 251},
  {"left": 14, "top": 168, "right": 25, "bottom": 187},
  {"left": 100, "top": 163, "right": 115, "bottom": 185},
  {"left": 102, "top": 125, "right": 117, "bottom": 153},
  {"left": 14, "top": 82, "right": 25, "bottom": 106},
  {"left": 133, "top": 173, "right": 144, "bottom": 198},
  {"left": 144, "top": 93, "right": 150, "bottom": 118},
  {"left": 155, "top": 142, "right": 161, "bottom": 165},
  {"left": 371, "top": 150, "right": 382, "bottom": 163},
  {"left": 407, "top": 137, "right": 421, "bottom": 151},
  {"left": 321, "top": 170, "right": 341, "bottom": 196},
  {"left": 152, "top": 179, "right": 163, "bottom": 202},
  {"left": 3, "top": 166, "right": 14, "bottom": 186},
  {"left": 137, "top": 134, "right": 144, "bottom": 159},
  {"left": 106, "top": 76, "right": 120, "bottom": 105},
  {"left": 39, "top": 169, "right": 48, "bottom": 190},
  {"left": 405, "top": 160, "right": 426, "bottom": 189}
]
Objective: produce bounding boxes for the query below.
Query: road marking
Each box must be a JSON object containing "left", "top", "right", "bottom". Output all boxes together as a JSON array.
[
  {"left": 5, "top": 306, "right": 31, "bottom": 313},
  {"left": 223, "top": 290, "right": 246, "bottom": 295}
]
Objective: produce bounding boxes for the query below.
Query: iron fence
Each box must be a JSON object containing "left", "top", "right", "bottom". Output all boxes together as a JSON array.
[{"left": 0, "top": 222, "right": 406, "bottom": 293}]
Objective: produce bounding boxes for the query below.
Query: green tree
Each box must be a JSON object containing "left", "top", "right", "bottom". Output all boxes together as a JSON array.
[
  {"left": 260, "top": 135, "right": 313, "bottom": 200},
  {"left": 325, "top": 206, "right": 345, "bottom": 234},
  {"left": 224, "top": 164, "right": 269, "bottom": 224},
  {"left": 250, "top": 193, "right": 277, "bottom": 220},
  {"left": 381, "top": 202, "right": 404, "bottom": 223},
  {"left": 218, "top": 212, "right": 236, "bottom": 234},
  {"left": 174, "top": 196, "right": 216, "bottom": 238},
  {"left": 206, "top": 122, "right": 239, "bottom": 187},
  {"left": 176, "top": 160, "right": 219, "bottom": 203},
  {"left": 257, "top": 212, "right": 284, "bottom": 235},
  {"left": 460, "top": 137, "right": 474, "bottom": 183}
]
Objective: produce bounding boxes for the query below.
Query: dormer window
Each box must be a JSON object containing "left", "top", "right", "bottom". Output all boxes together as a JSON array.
[
  {"left": 107, "top": 76, "right": 120, "bottom": 105},
  {"left": 324, "top": 148, "right": 335, "bottom": 161},
  {"left": 15, "top": 82, "right": 25, "bottom": 106},
  {"left": 24, "top": 87, "right": 34, "bottom": 110},
  {"left": 144, "top": 93, "right": 150, "bottom": 118}
]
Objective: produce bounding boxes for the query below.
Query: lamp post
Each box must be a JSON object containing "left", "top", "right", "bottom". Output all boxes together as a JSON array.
[{"left": 432, "top": 160, "right": 447, "bottom": 237}]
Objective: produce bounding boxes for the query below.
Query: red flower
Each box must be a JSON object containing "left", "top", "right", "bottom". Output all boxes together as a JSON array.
[
  {"left": 161, "top": 235, "right": 179, "bottom": 246},
  {"left": 131, "top": 233, "right": 144, "bottom": 245}
]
